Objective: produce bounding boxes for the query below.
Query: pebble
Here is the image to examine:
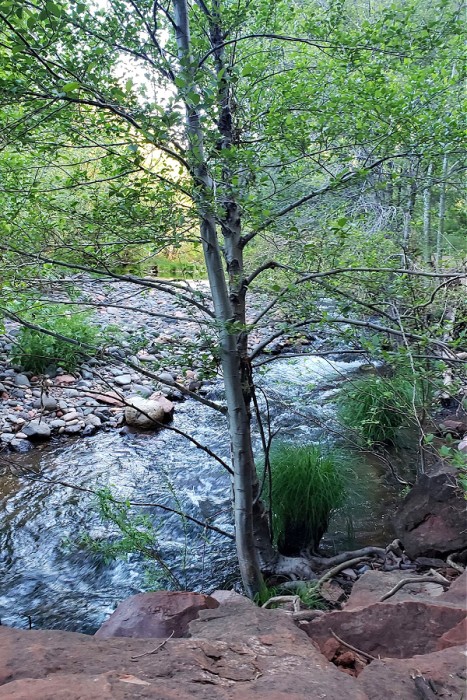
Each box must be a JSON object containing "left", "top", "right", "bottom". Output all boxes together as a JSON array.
[
  {"left": 65, "top": 423, "right": 83, "bottom": 434},
  {"left": 63, "top": 411, "right": 80, "bottom": 422}
]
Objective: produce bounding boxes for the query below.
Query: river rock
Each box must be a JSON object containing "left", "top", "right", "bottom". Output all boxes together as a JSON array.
[
  {"left": 84, "top": 414, "right": 101, "bottom": 427},
  {"left": 131, "top": 383, "right": 154, "bottom": 398},
  {"left": 124, "top": 396, "right": 172, "bottom": 429},
  {"left": 114, "top": 374, "right": 132, "bottom": 386},
  {"left": 14, "top": 374, "right": 30, "bottom": 387},
  {"left": 32, "top": 396, "right": 57, "bottom": 411},
  {"left": 95, "top": 592, "right": 219, "bottom": 639},
  {"left": 394, "top": 462, "right": 467, "bottom": 558},
  {"left": 9, "top": 438, "right": 33, "bottom": 453},
  {"left": 22, "top": 420, "right": 51, "bottom": 441}
]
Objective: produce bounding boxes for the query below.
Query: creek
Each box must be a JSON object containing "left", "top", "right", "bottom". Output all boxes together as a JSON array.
[{"left": 0, "top": 354, "right": 402, "bottom": 633}]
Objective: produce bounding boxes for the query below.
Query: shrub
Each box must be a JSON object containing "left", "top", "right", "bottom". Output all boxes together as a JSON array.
[
  {"left": 11, "top": 304, "right": 101, "bottom": 373},
  {"left": 337, "top": 373, "right": 423, "bottom": 446},
  {"left": 265, "top": 443, "right": 348, "bottom": 555}
]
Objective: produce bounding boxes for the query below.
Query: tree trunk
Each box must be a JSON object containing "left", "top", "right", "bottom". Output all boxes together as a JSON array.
[
  {"left": 172, "top": 0, "right": 266, "bottom": 598},
  {"left": 422, "top": 162, "right": 433, "bottom": 264},
  {"left": 435, "top": 154, "right": 449, "bottom": 269}
]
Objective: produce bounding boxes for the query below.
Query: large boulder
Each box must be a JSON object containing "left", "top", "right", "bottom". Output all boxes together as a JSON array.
[
  {"left": 124, "top": 395, "right": 173, "bottom": 429},
  {"left": 344, "top": 570, "right": 447, "bottom": 610},
  {"left": 357, "top": 646, "right": 467, "bottom": 700},
  {"left": 393, "top": 462, "right": 467, "bottom": 558},
  {"left": 94, "top": 591, "right": 219, "bottom": 639},
  {"left": 303, "top": 599, "right": 466, "bottom": 659},
  {"left": 0, "top": 600, "right": 367, "bottom": 700}
]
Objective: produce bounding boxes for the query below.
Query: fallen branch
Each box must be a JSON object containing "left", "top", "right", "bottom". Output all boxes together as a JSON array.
[
  {"left": 329, "top": 629, "right": 376, "bottom": 661},
  {"left": 379, "top": 573, "right": 450, "bottom": 602},
  {"left": 130, "top": 631, "right": 174, "bottom": 660}
]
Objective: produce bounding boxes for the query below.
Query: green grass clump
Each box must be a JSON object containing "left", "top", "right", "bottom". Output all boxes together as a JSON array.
[
  {"left": 266, "top": 443, "right": 347, "bottom": 555},
  {"left": 337, "top": 373, "right": 422, "bottom": 446},
  {"left": 11, "top": 304, "right": 101, "bottom": 373}
]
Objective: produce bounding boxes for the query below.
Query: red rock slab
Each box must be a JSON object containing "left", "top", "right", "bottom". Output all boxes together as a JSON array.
[
  {"left": 0, "top": 623, "right": 367, "bottom": 700},
  {"left": 357, "top": 645, "right": 467, "bottom": 700},
  {"left": 345, "top": 570, "right": 447, "bottom": 610},
  {"left": 436, "top": 617, "right": 467, "bottom": 650},
  {"left": 303, "top": 600, "right": 466, "bottom": 658},
  {"left": 95, "top": 591, "right": 220, "bottom": 639},
  {"left": 439, "top": 571, "right": 467, "bottom": 608}
]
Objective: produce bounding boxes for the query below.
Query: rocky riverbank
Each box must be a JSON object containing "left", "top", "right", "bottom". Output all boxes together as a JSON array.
[
  {"left": 0, "top": 277, "right": 323, "bottom": 453},
  {"left": 1, "top": 572, "right": 465, "bottom": 699}
]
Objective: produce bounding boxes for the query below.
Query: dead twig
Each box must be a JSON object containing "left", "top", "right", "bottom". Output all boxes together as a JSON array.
[
  {"left": 329, "top": 629, "right": 376, "bottom": 661},
  {"left": 130, "top": 631, "right": 175, "bottom": 660},
  {"left": 379, "top": 573, "right": 450, "bottom": 602}
]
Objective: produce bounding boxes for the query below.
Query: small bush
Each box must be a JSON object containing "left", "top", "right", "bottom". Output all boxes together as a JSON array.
[
  {"left": 337, "top": 373, "right": 423, "bottom": 446},
  {"left": 265, "top": 444, "right": 348, "bottom": 555},
  {"left": 11, "top": 304, "right": 101, "bottom": 373}
]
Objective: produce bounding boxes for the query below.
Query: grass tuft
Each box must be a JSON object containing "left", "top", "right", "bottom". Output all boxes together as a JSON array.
[
  {"left": 265, "top": 443, "right": 348, "bottom": 555},
  {"left": 337, "top": 373, "right": 423, "bottom": 446}
]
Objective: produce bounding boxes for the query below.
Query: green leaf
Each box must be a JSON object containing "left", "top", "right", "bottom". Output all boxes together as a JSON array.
[{"left": 62, "top": 81, "right": 81, "bottom": 93}]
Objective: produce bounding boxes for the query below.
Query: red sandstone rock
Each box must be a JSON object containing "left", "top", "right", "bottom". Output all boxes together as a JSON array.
[
  {"left": 90, "top": 392, "right": 125, "bottom": 407},
  {"left": 0, "top": 607, "right": 367, "bottom": 700},
  {"left": 303, "top": 600, "right": 466, "bottom": 658},
  {"left": 439, "top": 571, "right": 467, "bottom": 607},
  {"left": 358, "top": 646, "right": 467, "bottom": 700},
  {"left": 94, "top": 591, "right": 219, "bottom": 639},
  {"left": 436, "top": 617, "right": 467, "bottom": 650},
  {"left": 345, "top": 570, "right": 446, "bottom": 610},
  {"left": 394, "top": 463, "right": 467, "bottom": 558}
]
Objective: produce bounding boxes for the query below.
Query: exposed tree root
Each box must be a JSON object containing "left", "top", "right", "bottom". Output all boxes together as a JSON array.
[
  {"left": 316, "top": 557, "right": 373, "bottom": 591},
  {"left": 446, "top": 553, "right": 465, "bottom": 573},
  {"left": 379, "top": 571, "right": 450, "bottom": 602},
  {"left": 306, "top": 547, "right": 386, "bottom": 571},
  {"left": 263, "top": 547, "right": 386, "bottom": 582}
]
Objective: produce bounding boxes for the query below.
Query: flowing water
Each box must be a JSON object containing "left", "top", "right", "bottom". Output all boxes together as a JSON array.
[{"left": 0, "top": 355, "right": 402, "bottom": 633}]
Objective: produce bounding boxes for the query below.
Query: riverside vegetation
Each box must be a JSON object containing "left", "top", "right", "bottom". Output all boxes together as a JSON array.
[{"left": 0, "top": 0, "right": 466, "bottom": 606}]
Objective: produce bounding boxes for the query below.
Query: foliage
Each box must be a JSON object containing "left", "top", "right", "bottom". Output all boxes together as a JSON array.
[
  {"left": 424, "top": 434, "right": 467, "bottom": 499},
  {"left": 10, "top": 304, "right": 101, "bottom": 373},
  {"left": 266, "top": 444, "right": 348, "bottom": 554},
  {"left": 77, "top": 487, "right": 181, "bottom": 589},
  {"left": 337, "top": 371, "right": 426, "bottom": 446},
  {"left": 0, "top": 0, "right": 465, "bottom": 597},
  {"left": 255, "top": 582, "right": 325, "bottom": 610}
]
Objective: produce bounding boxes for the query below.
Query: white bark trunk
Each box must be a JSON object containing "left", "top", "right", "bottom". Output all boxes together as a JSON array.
[
  {"left": 172, "top": 0, "right": 266, "bottom": 598},
  {"left": 422, "top": 162, "right": 433, "bottom": 264},
  {"left": 435, "top": 154, "right": 449, "bottom": 270}
]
